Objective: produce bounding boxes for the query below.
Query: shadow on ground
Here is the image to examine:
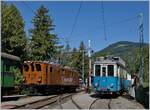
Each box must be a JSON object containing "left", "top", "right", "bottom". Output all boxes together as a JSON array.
[
  {"left": 2, "top": 97, "right": 20, "bottom": 102},
  {"left": 90, "top": 93, "right": 118, "bottom": 99}
]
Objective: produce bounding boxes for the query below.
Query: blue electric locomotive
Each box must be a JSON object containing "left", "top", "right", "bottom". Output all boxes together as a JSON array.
[{"left": 91, "top": 56, "right": 131, "bottom": 95}]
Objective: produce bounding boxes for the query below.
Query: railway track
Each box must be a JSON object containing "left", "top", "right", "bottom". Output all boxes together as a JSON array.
[
  {"left": 11, "top": 95, "right": 58, "bottom": 109},
  {"left": 71, "top": 94, "right": 82, "bottom": 109},
  {"left": 2, "top": 94, "right": 28, "bottom": 102},
  {"left": 1, "top": 89, "right": 84, "bottom": 109},
  {"left": 89, "top": 98, "right": 112, "bottom": 109},
  {"left": 57, "top": 93, "right": 82, "bottom": 109},
  {"left": 10, "top": 92, "right": 82, "bottom": 109}
]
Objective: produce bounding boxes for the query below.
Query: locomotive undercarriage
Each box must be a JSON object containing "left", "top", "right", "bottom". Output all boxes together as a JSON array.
[
  {"left": 95, "top": 88, "right": 126, "bottom": 97},
  {"left": 23, "top": 84, "right": 77, "bottom": 95}
]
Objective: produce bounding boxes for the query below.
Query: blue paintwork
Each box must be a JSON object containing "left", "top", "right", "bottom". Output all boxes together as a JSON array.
[
  {"left": 124, "top": 79, "right": 131, "bottom": 91},
  {"left": 92, "top": 76, "right": 131, "bottom": 94},
  {"left": 92, "top": 76, "right": 120, "bottom": 92}
]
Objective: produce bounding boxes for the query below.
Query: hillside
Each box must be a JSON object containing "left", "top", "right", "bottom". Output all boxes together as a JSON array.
[
  {"left": 93, "top": 41, "right": 149, "bottom": 83},
  {"left": 93, "top": 41, "right": 148, "bottom": 59}
]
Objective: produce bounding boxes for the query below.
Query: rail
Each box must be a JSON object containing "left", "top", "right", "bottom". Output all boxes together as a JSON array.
[
  {"left": 12, "top": 95, "right": 58, "bottom": 109},
  {"left": 89, "top": 98, "right": 111, "bottom": 109}
]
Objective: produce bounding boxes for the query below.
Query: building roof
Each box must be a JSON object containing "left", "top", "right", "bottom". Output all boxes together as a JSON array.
[{"left": 1, "top": 52, "right": 21, "bottom": 61}]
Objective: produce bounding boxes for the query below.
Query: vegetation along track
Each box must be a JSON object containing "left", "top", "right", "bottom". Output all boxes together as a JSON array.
[{"left": 89, "top": 98, "right": 112, "bottom": 109}]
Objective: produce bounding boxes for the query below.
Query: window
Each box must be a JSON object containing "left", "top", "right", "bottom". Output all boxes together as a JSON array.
[
  {"left": 107, "top": 65, "right": 114, "bottom": 76},
  {"left": 31, "top": 63, "right": 34, "bottom": 71},
  {"left": 5, "top": 64, "right": 10, "bottom": 72},
  {"left": 46, "top": 65, "right": 48, "bottom": 73},
  {"left": 62, "top": 69, "right": 65, "bottom": 75},
  {"left": 24, "top": 64, "right": 29, "bottom": 72},
  {"left": 50, "top": 67, "right": 53, "bottom": 72},
  {"left": 36, "top": 64, "right": 41, "bottom": 71},
  {"left": 102, "top": 67, "right": 106, "bottom": 76},
  {"left": 95, "top": 65, "right": 101, "bottom": 76}
]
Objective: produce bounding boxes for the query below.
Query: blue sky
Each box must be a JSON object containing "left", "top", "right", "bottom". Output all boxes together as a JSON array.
[{"left": 8, "top": 1, "right": 149, "bottom": 51}]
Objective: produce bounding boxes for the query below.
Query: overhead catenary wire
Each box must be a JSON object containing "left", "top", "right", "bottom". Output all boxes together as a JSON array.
[
  {"left": 69, "top": 1, "right": 82, "bottom": 38},
  {"left": 2, "top": 2, "right": 26, "bottom": 35},
  {"left": 4, "top": 2, "right": 140, "bottom": 46},
  {"left": 2, "top": 2, "right": 35, "bottom": 36},
  {"left": 63, "top": 1, "right": 82, "bottom": 48},
  {"left": 22, "top": 1, "right": 36, "bottom": 15},
  {"left": 101, "top": 1, "right": 107, "bottom": 41},
  {"left": 15, "top": 2, "right": 36, "bottom": 36},
  {"left": 107, "top": 15, "right": 138, "bottom": 28}
]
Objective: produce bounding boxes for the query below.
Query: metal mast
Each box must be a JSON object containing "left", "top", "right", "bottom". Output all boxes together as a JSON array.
[
  {"left": 87, "top": 40, "right": 92, "bottom": 93},
  {"left": 138, "top": 13, "right": 144, "bottom": 86},
  {"left": 82, "top": 50, "right": 85, "bottom": 84}
]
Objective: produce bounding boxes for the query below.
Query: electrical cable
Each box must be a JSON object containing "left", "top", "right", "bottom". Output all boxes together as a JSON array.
[
  {"left": 101, "top": 1, "right": 107, "bottom": 41},
  {"left": 2, "top": 2, "right": 34, "bottom": 35},
  {"left": 69, "top": 1, "right": 82, "bottom": 38},
  {"left": 22, "top": 1, "right": 36, "bottom": 15},
  {"left": 2, "top": 2, "right": 25, "bottom": 35},
  {"left": 107, "top": 16, "right": 138, "bottom": 28}
]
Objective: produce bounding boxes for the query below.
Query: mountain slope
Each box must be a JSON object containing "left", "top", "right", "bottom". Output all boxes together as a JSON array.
[{"left": 93, "top": 41, "right": 148, "bottom": 60}]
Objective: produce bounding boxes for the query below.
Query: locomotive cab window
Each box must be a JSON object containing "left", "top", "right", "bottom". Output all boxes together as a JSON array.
[
  {"left": 95, "top": 65, "right": 101, "bottom": 76},
  {"left": 5, "top": 64, "right": 10, "bottom": 72},
  {"left": 36, "top": 64, "right": 41, "bottom": 71},
  {"left": 24, "top": 64, "right": 29, "bottom": 72},
  {"left": 31, "top": 63, "right": 34, "bottom": 71},
  {"left": 62, "top": 69, "right": 65, "bottom": 75},
  {"left": 107, "top": 65, "right": 114, "bottom": 76},
  {"left": 50, "top": 67, "right": 53, "bottom": 72}
]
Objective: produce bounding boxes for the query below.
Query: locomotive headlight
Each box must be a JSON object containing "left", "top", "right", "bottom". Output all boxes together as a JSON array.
[
  {"left": 95, "top": 83, "right": 99, "bottom": 87},
  {"left": 38, "top": 77, "right": 42, "bottom": 81},
  {"left": 23, "top": 77, "right": 26, "bottom": 82},
  {"left": 110, "top": 83, "right": 113, "bottom": 88}
]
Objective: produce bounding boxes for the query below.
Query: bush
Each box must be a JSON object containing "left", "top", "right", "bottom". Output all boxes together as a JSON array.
[{"left": 11, "top": 67, "right": 23, "bottom": 86}]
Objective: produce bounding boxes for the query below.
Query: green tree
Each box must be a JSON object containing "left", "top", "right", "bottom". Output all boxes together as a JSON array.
[
  {"left": 76, "top": 41, "right": 86, "bottom": 77},
  {"left": 69, "top": 47, "right": 78, "bottom": 67},
  {"left": 65, "top": 44, "right": 71, "bottom": 53},
  {"left": 70, "top": 41, "right": 89, "bottom": 80},
  {"left": 10, "top": 67, "right": 23, "bottom": 85},
  {"left": 1, "top": 2, "right": 27, "bottom": 60},
  {"left": 30, "top": 5, "right": 58, "bottom": 60},
  {"left": 64, "top": 44, "right": 72, "bottom": 66},
  {"left": 134, "top": 47, "right": 149, "bottom": 83}
]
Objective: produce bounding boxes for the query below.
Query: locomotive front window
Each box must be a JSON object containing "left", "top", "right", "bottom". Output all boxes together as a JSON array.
[
  {"left": 107, "top": 65, "right": 114, "bottom": 76},
  {"left": 102, "top": 67, "right": 106, "bottom": 76},
  {"left": 62, "top": 69, "right": 65, "bottom": 75},
  {"left": 31, "top": 63, "right": 34, "bottom": 71},
  {"left": 24, "top": 64, "right": 29, "bottom": 72},
  {"left": 50, "top": 67, "right": 53, "bottom": 72},
  {"left": 95, "top": 65, "right": 101, "bottom": 76},
  {"left": 5, "top": 64, "right": 10, "bottom": 72},
  {"left": 36, "top": 64, "right": 41, "bottom": 71}
]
